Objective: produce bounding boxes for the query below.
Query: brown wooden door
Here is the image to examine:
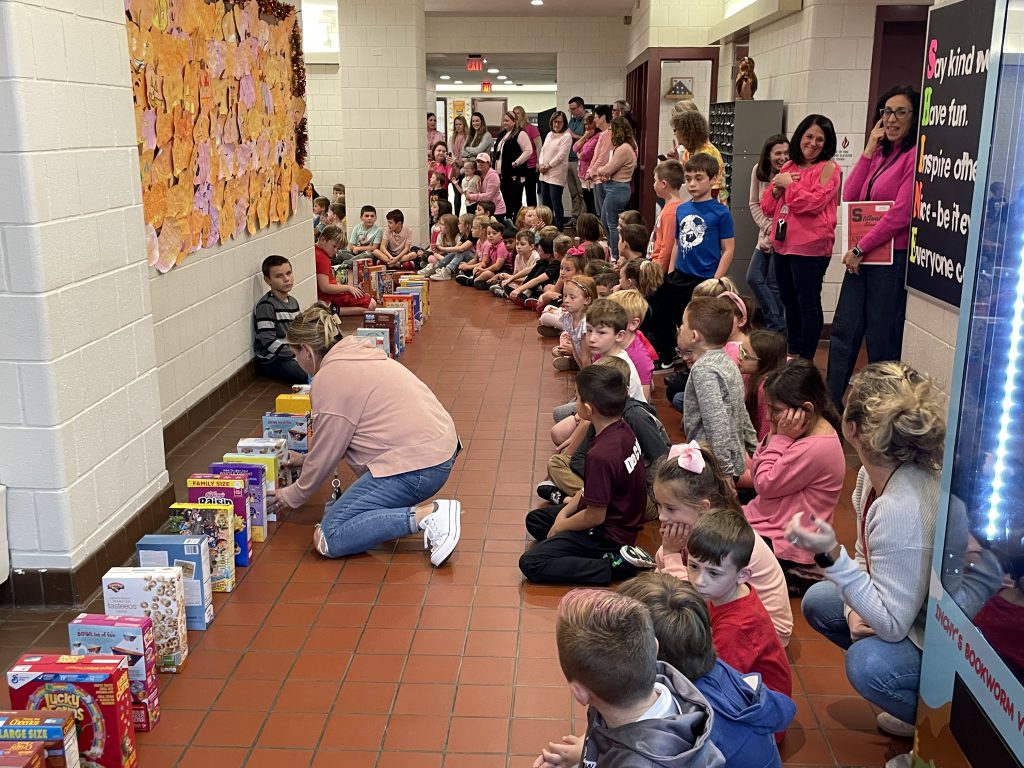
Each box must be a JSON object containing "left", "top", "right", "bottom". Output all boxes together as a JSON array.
[
  {"left": 626, "top": 59, "right": 650, "bottom": 220},
  {"left": 867, "top": 6, "right": 930, "bottom": 133}
]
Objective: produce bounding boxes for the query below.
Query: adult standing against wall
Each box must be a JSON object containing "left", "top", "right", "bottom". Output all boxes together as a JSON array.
[
  {"left": 574, "top": 111, "right": 600, "bottom": 215},
  {"left": 566, "top": 96, "right": 587, "bottom": 226},
  {"left": 514, "top": 106, "right": 543, "bottom": 208},
  {"left": 427, "top": 112, "right": 444, "bottom": 160},
  {"left": 760, "top": 114, "right": 841, "bottom": 360},
  {"left": 269, "top": 304, "right": 463, "bottom": 566},
  {"left": 464, "top": 153, "right": 506, "bottom": 218},
  {"left": 449, "top": 115, "right": 469, "bottom": 215},
  {"left": 826, "top": 86, "right": 920, "bottom": 408},
  {"left": 785, "top": 361, "right": 945, "bottom": 767},
  {"left": 670, "top": 107, "right": 724, "bottom": 198},
  {"left": 747, "top": 134, "right": 790, "bottom": 332},
  {"left": 587, "top": 105, "right": 615, "bottom": 218},
  {"left": 494, "top": 112, "right": 533, "bottom": 222},
  {"left": 461, "top": 112, "right": 493, "bottom": 161},
  {"left": 592, "top": 117, "right": 637, "bottom": 261},
  {"left": 539, "top": 111, "right": 573, "bottom": 231}
]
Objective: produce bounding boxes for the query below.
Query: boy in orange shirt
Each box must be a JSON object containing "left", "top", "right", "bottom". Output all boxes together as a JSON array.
[{"left": 648, "top": 160, "right": 684, "bottom": 272}]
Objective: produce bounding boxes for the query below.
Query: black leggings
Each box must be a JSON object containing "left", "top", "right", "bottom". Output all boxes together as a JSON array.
[
  {"left": 773, "top": 253, "right": 830, "bottom": 359},
  {"left": 501, "top": 175, "right": 524, "bottom": 221}
]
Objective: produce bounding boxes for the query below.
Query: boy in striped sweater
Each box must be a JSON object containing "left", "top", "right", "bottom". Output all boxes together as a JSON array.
[{"left": 253, "top": 255, "right": 306, "bottom": 384}]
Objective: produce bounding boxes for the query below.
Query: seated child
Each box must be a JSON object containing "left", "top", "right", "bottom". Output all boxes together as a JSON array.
[
  {"left": 533, "top": 589, "right": 724, "bottom": 768},
  {"left": 644, "top": 442, "right": 793, "bottom": 646},
  {"left": 493, "top": 230, "right": 539, "bottom": 296},
  {"left": 679, "top": 297, "right": 756, "bottom": 477},
  {"left": 253, "top": 255, "right": 305, "bottom": 384},
  {"left": 739, "top": 330, "right": 789, "bottom": 441},
  {"left": 428, "top": 213, "right": 477, "bottom": 281},
  {"left": 349, "top": 205, "right": 383, "bottom": 263},
  {"left": 421, "top": 214, "right": 460, "bottom": 274},
  {"left": 375, "top": 209, "right": 414, "bottom": 268},
  {"left": 477, "top": 199, "right": 496, "bottom": 218},
  {"left": 463, "top": 219, "right": 510, "bottom": 288},
  {"left": 607, "top": 289, "right": 657, "bottom": 401},
  {"left": 686, "top": 508, "right": 793, "bottom": 697},
  {"left": 692, "top": 276, "right": 752, "bottom": 364},
  {"left": 573, "top": 212, "right": 610, "bottom": 260},
  {"left": 618, "top": 573, "right": 796, "bottom": 768},
  {"left": 312, "top": 196, "right": 329, "bottom": 235},
  {"left": 973, "top": 553, "right": 1024, "bottom": 684},
  {"left": 585, "top": 299, "right": 646, "bottom": 402},
  {"left": 314, "top": 226, "right": 377, "bottom": 316},
  {"left": 617, "top": 222, "right": 649, "bottom": 264},
  {"left": 529, "top": 236, "right": 576, "bottom": 311},
  {"left": 508, "top": 236, "right": 559, "bottom": 304},
  {"left": 453, "top": 215, "right": 493, "bottom": 282},
  {"left": 593, "top": 270, "right": 619, "bottom": 298},
  {"left": 519, "top": 365, "right": 648, "bottom": 586},
  {"left": 550, "top": 275, "right": 597, "bottom": 372}
]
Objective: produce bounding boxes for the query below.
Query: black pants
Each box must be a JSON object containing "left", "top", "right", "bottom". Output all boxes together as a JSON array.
[
  {"left": 519, "top": 505, "right": 621, "bottom": 585},
  {"left": 257, "top": 357, "right": 308, "bottom": 385},
  {"left": 501, "top": 175, "right": 524, "bottom": 221},
  {"left": 524, "top": 166, "right": 539, "bottom": 207},
  {"left": 774, "top": 253, "right": 830, "bottom": 360},
  {"left": 582, "top": 188, "right": 596, "bottom": 216},
  {"left": 650, "top": 270, "right": 703, "bottom": 365},
  {"left": 452, "top": 188, "right": 462, "bottom": 216}
]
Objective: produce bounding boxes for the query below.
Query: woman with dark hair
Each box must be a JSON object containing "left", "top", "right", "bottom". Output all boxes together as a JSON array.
[
  {"left": 461, "top": 112, "right": 493, "bottom": 161},
  {"left": 746, "top": 134, "right": 790, "bottom": 331},
  {"left": 760, "top": 114, "right": 841, "bottom": 360},
  {"left": 586, "top": 104, "right": 615, "bottom": 217},
  {"left": 426, "top": 112, "right": 444, "bottom": 160},
  {"left": 591, "top": 117, "right": 637, "bottom": 260},
  {"left": 449, "top": 115, "right": 469, "bottom": 214},
  {"left": 494, "top": 110, "right": 533, "bottom": 221},
  {"left": 538, "top": 110, "right": 573, "bottom": 231},
  {"left": 826, "top": 85, "right": 920, "bottom": 408},
  {"left": 574, "top": 112, "right": 600, "bottom": 215}
]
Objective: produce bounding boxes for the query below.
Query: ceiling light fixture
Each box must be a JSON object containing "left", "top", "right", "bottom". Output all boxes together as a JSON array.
[
  {"left": 439, "top": 75, "right": 451, "bottom": 80},
  {"left": 531, "top": 0, "right": 544, "bottom": 5},
  {"left": 487, "top": 68, "right": 500, "bottom": 74},
  {"left": 496, "top": 75, "right": 507, "bottom": 80},
  {"left": 454, "top": 80, "right": 463, "bottom": 84}
]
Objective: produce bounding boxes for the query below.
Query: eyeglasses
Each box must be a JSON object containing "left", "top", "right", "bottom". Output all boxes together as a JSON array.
[
  {"left": 738, "top": 345, "right": 759, "bottom": 362},
  {"left": 879, "top": 108, "right": 912, "bottom": 120}
]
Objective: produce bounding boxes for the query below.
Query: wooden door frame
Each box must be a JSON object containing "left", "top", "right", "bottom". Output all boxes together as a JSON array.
[
  {"left": 866, "top": 5, "right": 930, "bottom": 133},
  {"left": 626, "top": 47, "right": 720, "bottom": 222}
]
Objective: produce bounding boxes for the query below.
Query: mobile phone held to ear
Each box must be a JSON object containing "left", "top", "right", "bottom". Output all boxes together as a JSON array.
[{"left": 657, "top": 154, "right": 668, "bottom": 161}]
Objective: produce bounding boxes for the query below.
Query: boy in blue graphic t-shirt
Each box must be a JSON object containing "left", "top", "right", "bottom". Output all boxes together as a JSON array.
[{"left": 651, "top": 153, "right": 736, "bottom": 368}]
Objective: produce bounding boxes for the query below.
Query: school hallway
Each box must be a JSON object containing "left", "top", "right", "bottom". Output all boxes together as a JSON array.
[{"left": 0, "top": 282, "right": 906, "bottom": 767}]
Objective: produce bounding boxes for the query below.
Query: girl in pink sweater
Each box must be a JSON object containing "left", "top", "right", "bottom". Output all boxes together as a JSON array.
[
  {"left": 760, "top": 114, "right": 841, "bottom": 361},
  {"left": 744, "top": 359, "right": 844, "bottom": 586}
]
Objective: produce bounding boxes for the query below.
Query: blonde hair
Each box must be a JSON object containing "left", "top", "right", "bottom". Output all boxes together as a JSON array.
[
  {"left": 692, "top": 276, "right": 739, "bottom": 298},
  {"left": 285, "top": 302, "right": 344, "bottom": 356},
  {"left": 594, "top": 355, "right": 631, "bottom": 382},
  {"left": 566, "top": 275, "right": 598, "bottom": 305},
  {"left": 458, "top": 212, "right": 475, "bottom": 233},
  {"left": 843, "top": 361, "right": 946, "bottom": 469},
  {"left": 607, "top": 287, "right": 649, "bottom": 322},
  {"left": 533, "top": 205, "right": 554, "bottom": 226},
  {"left": 621, "top": 258, "right": 664, "bottom": 297},
  {"left": 539, "top": 225, "right": 560, "bottom": 241}
]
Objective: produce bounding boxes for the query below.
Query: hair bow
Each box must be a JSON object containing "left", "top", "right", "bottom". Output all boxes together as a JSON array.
[
  {"left": 567, "top": 245, "right": 586, "bottom": 256},
  {"left": 720, "top": 291, "right": 747, "bottom": 324},
  {"left": 667, "top": 441, "right": 705, "bottom": 473}
]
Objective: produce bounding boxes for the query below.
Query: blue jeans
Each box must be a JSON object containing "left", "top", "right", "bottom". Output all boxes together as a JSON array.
[
  {"left": 601, "top": 180, "right": 631, "bottom": 260},
  {"left": 826, "top": 249, "right": 908, "bottom": 408},
  {"left": 320, "top": 451, "right": 457, "bottom": 557},
  {"left": 746, "top": 248, "right": 786, "bottom": 331},
  {"left": 593, "top": 183, "right": 607, "bottom": 220},
  {"left": 439, "top": 250, "right": 470, "bottom": 272},
  {"left": 802, "top": 581, "right": 922, "bottom": 724}
]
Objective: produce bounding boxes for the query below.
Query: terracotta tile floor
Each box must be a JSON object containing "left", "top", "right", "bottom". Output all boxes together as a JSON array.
[{"left": 0, "top": 282, "right": 907, "bottom": 767}]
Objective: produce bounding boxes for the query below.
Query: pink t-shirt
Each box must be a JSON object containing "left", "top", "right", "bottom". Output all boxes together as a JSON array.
[
  {"left": 744, "top": 433, "right": 846, "bottom": 564},
  {"left": 624, "top": 333, "right": 654, "bottom": 386},
  {"left": 523, "top": 123, "right": 541, "bottom": 169}
]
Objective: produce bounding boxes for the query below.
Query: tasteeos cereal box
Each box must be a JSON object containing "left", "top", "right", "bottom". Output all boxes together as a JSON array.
[
  {"left": 7, "top": 655, "right": 136, "bottom": 768},
  {"left": 211, "top": 461, "right": 269, "bottom": 543},
  {"left": 135, "top": 535, "right": 214, "bottom": 630},
  {"left": 168, "top": 503, "right": 235, "bottom": 593},
  {"left": 261, "top": 413, "right": 310, "bottom": 453},
  {"left": 362, "top": 310, "right": 403, "bottom": 357},
  {"left": 0, "top": 742, "right": 45, "bottom": 768},
  {"left": 186, "top": 474, "right": 251, "bottom": 567},
  {"left": 0, "top": 711, "right": 79, "bottom": 768},
  {"left": 67, "top": 616, "right": 159, "bottom": 732},
  {"left": 101, "top": 568, "right": 188, "bottom": 673}
]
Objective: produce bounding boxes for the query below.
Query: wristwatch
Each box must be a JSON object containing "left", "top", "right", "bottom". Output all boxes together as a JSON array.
[
  {"left": 851, "top": 245, "right": 864, "bottom": 259},
  {"left": 814, "top": 551, "right": 836, "bottom": 568}
]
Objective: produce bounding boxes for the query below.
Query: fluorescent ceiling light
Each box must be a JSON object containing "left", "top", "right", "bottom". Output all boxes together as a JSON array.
[
  {"left": 488, "top": 68, "right": 500, "bottom": 74},
  {"left": 531, "top": 0, "right": 544, "bottom": 5},
  {"left": 497, "top": 75, "right": 507, "bottom": 80},
  {"left": 454, "top": 80, "right": 463, "bottom": 84},
  {"left": 439, "top": 75, "right": 451, "bottom": 80}
]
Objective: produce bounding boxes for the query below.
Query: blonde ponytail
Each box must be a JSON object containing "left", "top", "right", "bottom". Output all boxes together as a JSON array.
[{"left": 285, "top": 302, "right": 344, "bottom": 356}]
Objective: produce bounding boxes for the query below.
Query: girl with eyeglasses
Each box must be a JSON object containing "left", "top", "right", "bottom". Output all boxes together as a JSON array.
[{"left": 826, "top": 85, "right": 920, "bottom": 409}]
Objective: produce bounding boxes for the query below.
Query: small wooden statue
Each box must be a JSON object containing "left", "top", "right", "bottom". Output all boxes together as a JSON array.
[{"left": 735, "top": 57, "right": 757, "bottom": 100}]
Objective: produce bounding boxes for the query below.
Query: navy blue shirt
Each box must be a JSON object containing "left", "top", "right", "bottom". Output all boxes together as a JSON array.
[{"left": 675, "top": 198, "right": 735, "bottom": 278}]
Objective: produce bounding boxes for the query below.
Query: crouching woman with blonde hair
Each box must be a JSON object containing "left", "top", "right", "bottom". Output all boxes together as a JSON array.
[{"left": 268, "top": 303, "right": 462, "bottom": 565}]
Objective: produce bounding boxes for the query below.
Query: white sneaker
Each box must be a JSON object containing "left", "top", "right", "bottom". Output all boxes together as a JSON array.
[
  {"left": 419, "top": 500, "right": 462, "bottom": 566},
  {"left": 429, "top": 268, "right": 451, "bottom": 281},
  {"left": 885, "top": 753, "right": 912, "bottom": 768},
  {"left": 876, "top": 712, "right": 915, "bottom": 738},
  {"left": 417, "top": 264, "right": 437, "bottom": 276}
]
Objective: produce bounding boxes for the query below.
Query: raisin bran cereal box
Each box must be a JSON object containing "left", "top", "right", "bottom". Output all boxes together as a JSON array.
[
  {"left": 135, "top": 535, "right": 214, "bottom": 630},
  {"left": 7, "top": 655, "right": 136, "bottom": 768},
  {"left": 67, "top": 616, "right": 159, "bottom": 733},
  {"left": 101, "top": 568, "right": 188, "bottom": 673},
  {"left": 186, "top": 475, "right": 251, "bottom": 568},
  {"left": 168, "top": 503, "right": 236, "bottom": 592},
  {"left": 211, "top": 461, "right": 269, "bottom": 543},
  {"left": 0, "top": 742, "right": 45, "bottom": 768},
  {"left": 0, "top": 711, "right": 79, "bottom": 768}
]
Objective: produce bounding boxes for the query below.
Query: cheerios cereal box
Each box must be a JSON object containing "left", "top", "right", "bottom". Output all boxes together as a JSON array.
[
  {"left": 0, "top": 710, "right": 80, "bottom": 768},
  {"left": 101, "top": 568, "right": 188, "bottom": 674}
]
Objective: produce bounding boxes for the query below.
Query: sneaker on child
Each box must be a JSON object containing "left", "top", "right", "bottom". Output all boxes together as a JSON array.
[
  {"left": 430, "top": 268, "right": 451, "bottom": 281},
  {"left": 417, "top": 264, "right": 437, "bottom": 276},
  {"left": 619, "top": 545, "right": 657, "bottom": 570},
  {"left": 419, "top": 500, "right": 462, "bottom": 567},
  {"left": 537, "top": 325, "right": 560, "bottom": 338},
  {"left": 535, "top": 481, "right": 564, "bottom": 506}
]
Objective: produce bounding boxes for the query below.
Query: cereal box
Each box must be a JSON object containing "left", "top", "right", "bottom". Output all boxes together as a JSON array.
[
  {"left": 387, "top": 291, "right": 421, "bottom": 330},
  {"left": 135, "top": 535, "right": 214, "bottom": 630},
  {"left": 67, "top": 615, "right": 159, "bottom": 732},
  {"left": 274, "top": 393, "right": 310, "bottom": 414},
  {"left": 395, "top": 286, "right": 424, "bottom": 322},
  {"left": 234, "top": 437, "right": 293, "bottom": 493},
  {"left": 186, "top": 475, "right": 251, "bottom": 568},
  {"left": 398, "top": 276, "right": 430, "bottom": 317},
  {"left": 101, "top": 568, "right": 188, "bottom": 674},
  {"left": 168, "top": 503, "right": 235, "bottom": 593},
  {"left": 366, "top": 264, "right": 386, "bottom": 299},
  {"left": 352, "top": 258, "right": 373, "bottom": 291},
  {"left": 362, "top": 310, "right": 403, "bottom": 357},
  {"left": 210, "top": 461, "right": 268, "bottom": 543},
  {"left": 0, "top": 742, "right": 45, "bottom": 768},
  {"left": 261, "top": 413, "right": 310, "bottom": 453},
  {"left": 354, "top": 328, "right": 391, "bottom": 357},
  {"left": 381, "top": 297, "right": 414, "bottom": 341},
  {"left": 7, "top": 655, "right": 136, "bottom": 768},
  {"left": 0, "top": 712, "right": 79, "bottom": 768}
]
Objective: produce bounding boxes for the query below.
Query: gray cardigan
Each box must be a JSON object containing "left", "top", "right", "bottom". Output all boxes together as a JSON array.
[
  {"left": 682, "top": 348, "right": 756, "bottom": 476},
  {"left": 461, "top": 131, "right": 493, "bottom": 161}
]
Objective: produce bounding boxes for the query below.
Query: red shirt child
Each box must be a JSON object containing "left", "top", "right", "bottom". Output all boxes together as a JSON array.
[
  {"left": 315, "top": 245, "right": 372, "bottom": 310},
  {"left": 707, "top": 586, "right": 792, "bottom": 697}
]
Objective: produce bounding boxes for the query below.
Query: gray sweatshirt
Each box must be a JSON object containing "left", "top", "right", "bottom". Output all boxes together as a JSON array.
[{"left": 682, "top": 348, "right": 756, "bottom": 476}]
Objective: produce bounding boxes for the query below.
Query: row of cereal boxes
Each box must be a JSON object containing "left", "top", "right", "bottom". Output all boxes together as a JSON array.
[
  {"left": 0, "top": 394, "right": 315, "bottom": 767},
  {"left": 349, "top": 273, "right": 431, "bottom": 358}
]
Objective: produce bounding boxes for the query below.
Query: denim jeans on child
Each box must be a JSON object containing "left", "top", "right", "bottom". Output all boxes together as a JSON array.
[
  {"left": 746, "top": 248, "right": 786, "bottom": 332},
  {"left": 438, "top": 250, "right": 472, "bottom": 273},
  {"left": 319, "top": 450, "right": 457, "bottom": 557},
  {"left": 802, "top": 580, "right": 922, "bottom": 724}
]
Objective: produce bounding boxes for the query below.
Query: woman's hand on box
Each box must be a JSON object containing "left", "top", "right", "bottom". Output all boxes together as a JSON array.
[{"left": 282, "top": 451, "right": 306, "bottom": 468}]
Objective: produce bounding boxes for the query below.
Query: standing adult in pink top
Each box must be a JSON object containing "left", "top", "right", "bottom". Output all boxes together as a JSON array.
[
  {"left": 586, "top": 105, "right": 615, "bottom": 218},
  {"left": 574, "top": 112, "right": 600, "bottom": 215},
  {"left": 538, "top": 110, "right": 573, "bottom": 231},
  {"left": 269, "top": 304, "right": 462, "bottom": 567},
  {"left": 760, "top": 114, "right": 841, "bottom": 360},
  {"left": 465, "top": 153, "right": 506, "bottom": 217},
  {"left": 827, "top": 85, "right": 919, "bottom": 408},
  {"left": 743, "top": 359, "right": 845, "bottom": 588},
  {"left": 514, "top": 106, "right": 543, "bottom": 207},
  {"left": 449, "top": 115, "right": 469, "bottom": 215},
  {"left": 426, "top": 112, "right": 444, "bottom": 160},
  {"left": 590, "top": 115, "right": 638, "bottom": 261}
]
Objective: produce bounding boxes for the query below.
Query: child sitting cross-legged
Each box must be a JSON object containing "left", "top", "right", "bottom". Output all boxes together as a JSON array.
[
  {"left": 456, "top": 219, "right": 508, "bottom": 287},
  {"left": 527, "top": 236, "right": 576, "bottom": 311},
  {"left": 428, "top": 213, "right": 478, "bottom": 281},
  {"left": 453, "top": 216, "right": 495, "bottom": 284},
  {"left": 532, "top": 589, "right": 725, "bottom": 768},
  {"left": 686, "top": 507, "right": 793, "bottom": 699},
  {"left": 519, "top": 364, "right": 649, "bottom": 586},
  {"left": 618, "top": 573, "right": 796, "bottom": 768},
  {"left": 492, "top": 230, "right": 539, "bottom": 297},
  {"left": 471, "top": 222, "right": 512, "bottom": 289},
  {"left": 507, "top": 236, "right": 559, "bottom": 304},
  {"left": 375, "top": 209, "right": 415, "bottom": 269},
  {"left": 550, "top": 275, "right": 598, "bottom": 373},
  {"left": 419, "top": 214, "right": 461, "bottom": 276},
  {"left": 607, "top": 289, "right": 657, "bottom": 402},
  {"left": 314, "top": 226, "right": 377, "bottom": 316}
]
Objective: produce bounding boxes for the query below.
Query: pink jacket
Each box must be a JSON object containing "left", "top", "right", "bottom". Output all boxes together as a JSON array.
[
  {"left": 744, "top": 433, "right": 846, "bottom": 564},
  {"left": 467, "top": 168, "right": 506, "bottom": 215},
  {"left": 760, "top": 160, "right": 841, "bottom": 256},
  {"left": 587, "top": 129, "right": 613, "bottom": 180},
  {"left": 843, "top": 147, "right": 915, "bottom": 252},
  {"left": 539, "top": 132, "right": 573, "bottom": 187},
  {"left": 657, "top": 533, "right": 793, "bottom": 645},
  {"left": 576, "top": 133, "right": 600, "bottom": 184}
]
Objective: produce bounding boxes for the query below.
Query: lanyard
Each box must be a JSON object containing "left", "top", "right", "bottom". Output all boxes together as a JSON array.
[{"left": 865, "top": 149, "right": 904, "bottom": 199}]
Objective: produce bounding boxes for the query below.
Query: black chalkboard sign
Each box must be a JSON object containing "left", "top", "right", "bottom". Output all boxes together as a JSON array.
[{"left": 907, "top": 0, "right": 998, "bottom": 308}]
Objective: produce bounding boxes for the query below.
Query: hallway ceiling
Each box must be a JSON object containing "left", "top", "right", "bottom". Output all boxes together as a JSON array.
[
  {"left": 426, "top": 0, "right": 634, "bottom": 16},
  {"left": 426, "top": 53, "right": 558, "bottom": 86}
]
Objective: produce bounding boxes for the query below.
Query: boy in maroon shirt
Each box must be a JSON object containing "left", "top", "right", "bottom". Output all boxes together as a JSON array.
[
  {"left": 519, "top": 365, "right": 649, "bottom": 585},
  {"left": 686, "top": 508, "right": 793, "bottom": 699}
]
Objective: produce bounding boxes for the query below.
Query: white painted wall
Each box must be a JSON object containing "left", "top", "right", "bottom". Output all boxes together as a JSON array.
[
  {"left": 658, "top": 60, "right": 713, "bottom": 155},
  {"left": 306, "top": 62, "right": 345, "bottom": 194}
]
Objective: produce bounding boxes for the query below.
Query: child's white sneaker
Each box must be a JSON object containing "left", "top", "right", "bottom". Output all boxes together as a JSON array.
[
  {"left": 419, "top": 500, "right": 462, "bottom": 567},
  {"left": 417, "top": 264, "right": 437, "bottom": 276},
  {"left": 430, "top": 268, "right": 451, "bottom": 281}
]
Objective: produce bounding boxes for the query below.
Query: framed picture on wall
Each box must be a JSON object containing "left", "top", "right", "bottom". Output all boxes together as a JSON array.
[{"left": 665, "top": 77, "right": 694, "bottom": 100}]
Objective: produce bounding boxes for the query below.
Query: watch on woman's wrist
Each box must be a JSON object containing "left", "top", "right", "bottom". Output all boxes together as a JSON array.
[
  {"left": 852, "top": 245, "right": 864, "bottom": 259},
  {"left": 814, "top": 544, "right": 842, "bottom": 569}
]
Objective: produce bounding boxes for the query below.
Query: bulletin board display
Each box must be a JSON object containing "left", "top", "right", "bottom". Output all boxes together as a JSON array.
[{"left": 125, "top": 0, "right": 313, "bottom": 273}]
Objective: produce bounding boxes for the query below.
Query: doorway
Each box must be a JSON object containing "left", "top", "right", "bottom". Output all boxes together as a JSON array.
[
  {"left": 472, "top": 98, "right": 508, "bottom": 137},
  {"left": 867, "top": 6, "right": 929, "bottom": 132}
]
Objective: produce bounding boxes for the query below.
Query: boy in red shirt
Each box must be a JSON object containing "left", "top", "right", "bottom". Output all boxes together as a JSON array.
[
  {"left": 686, "top": 508, "right": 792, "bottom": 699},
  {"left": 315, "top": 225, "right": 376, "bottom": 316}
]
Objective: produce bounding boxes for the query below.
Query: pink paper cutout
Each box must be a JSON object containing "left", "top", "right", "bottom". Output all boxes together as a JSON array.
[{"left": 141, "top": 110, "right": 158, "bottom": 150}]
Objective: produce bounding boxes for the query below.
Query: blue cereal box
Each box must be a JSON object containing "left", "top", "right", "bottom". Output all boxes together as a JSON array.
[
  {"left": 210, "top": 461, "right": 268, "bottom": 543},
  {"left": 261, "top": 413, "right": 310, "bottom": 453},
  {"left": 186, "top": 474, "right": 251, "bottom": 567},
  {"left": 135, "top": 535, "right": 214, "bottom": 631}
]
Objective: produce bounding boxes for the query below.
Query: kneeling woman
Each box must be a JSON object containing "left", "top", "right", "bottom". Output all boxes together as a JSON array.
[{"left": 269, "top": 303, "right": 462, "bottom": 566}]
